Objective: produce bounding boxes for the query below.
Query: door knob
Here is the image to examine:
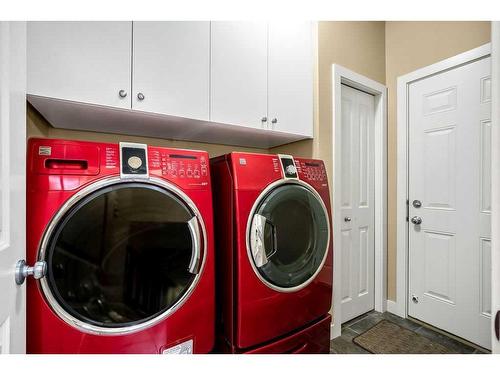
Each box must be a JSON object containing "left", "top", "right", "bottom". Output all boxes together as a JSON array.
[
  {"left": 15, "top": 260, "right": 47, "bottom": 285},
  {"left": 344, "top": 217, "right": 351, "bottom": 222},
  {"left": 411, "top": 216, "right": 422, "bottom": 225}
]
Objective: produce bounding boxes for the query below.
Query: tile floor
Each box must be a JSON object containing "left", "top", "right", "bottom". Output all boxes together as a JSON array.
[{"left": 330, "top": 310, "right": 488, "bottom": 354}]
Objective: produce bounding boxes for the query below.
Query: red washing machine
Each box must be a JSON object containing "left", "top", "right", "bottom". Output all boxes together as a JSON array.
[
  {"left": 26, "top": 138, "right": 214, "bottom": 353},
  {"left": 210, "top": 152, "right": 332, "bottom": 354}
]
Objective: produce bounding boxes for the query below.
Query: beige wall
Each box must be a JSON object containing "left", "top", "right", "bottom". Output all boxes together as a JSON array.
[
  {"left": 27, "top": 104, "right": 266, "bottom": 157},
  {"left": 385, "top": 21, "right": 491, "bottom": 300},
  {"left": 274, "top": 21, "right": 386, "bottom": 174}
]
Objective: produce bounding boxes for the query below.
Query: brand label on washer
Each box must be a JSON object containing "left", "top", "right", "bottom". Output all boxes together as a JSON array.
[
  {"left": 162, "top": 339, "right": 193, "bottom": 354},
  {"left": 38, "top": 146, "right": 51, "bottom": 156}
]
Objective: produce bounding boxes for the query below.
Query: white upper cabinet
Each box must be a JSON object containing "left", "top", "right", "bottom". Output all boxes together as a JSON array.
[
  {"left": 27, "top": 22, "right": 132, "bottom": 109},
  {"left": 132, "top": 22, "right": 210, "bottom": 120},
  {"left": 27, "top": 21, "right": 315, "bottom": 148},
  {"left": 268, "top": 22, "right": 313, "bottom": 136},
  {"left": 210, "top": 21, "right": 268, "bottom": 129}
]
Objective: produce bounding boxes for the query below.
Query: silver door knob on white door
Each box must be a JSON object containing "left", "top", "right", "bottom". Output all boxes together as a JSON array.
[
  {"left": 15, "top": 260, "right": 47, "bottom": 285},
  {"left": 411, "top": 216, "right": 422, "bottom": 225}
]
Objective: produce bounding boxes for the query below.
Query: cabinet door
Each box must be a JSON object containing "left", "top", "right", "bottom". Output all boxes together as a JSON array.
[
  {"left": 210, "top": 21, "right": 268, "bottom": 129},
  {"left": 132, "top": 22, "right": 210, "bottom": 120},
  {"left": 27, "top": 21, "right": 132, "bottom": 109},
  {"left": 268, "top": 22, "right": 314, "bottom": 136}
]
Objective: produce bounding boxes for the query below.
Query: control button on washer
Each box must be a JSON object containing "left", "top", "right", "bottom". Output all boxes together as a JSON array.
[
  {"left": 285, "top": 165, "right": 297, "bottom": 176},
  {"left": 127, "top": 156, "right": 143, "bottom": 170}
]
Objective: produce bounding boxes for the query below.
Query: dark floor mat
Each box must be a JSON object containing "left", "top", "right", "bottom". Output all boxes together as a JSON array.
[{"left": 353, "top": 320, "right": 455, "bottom": 354}]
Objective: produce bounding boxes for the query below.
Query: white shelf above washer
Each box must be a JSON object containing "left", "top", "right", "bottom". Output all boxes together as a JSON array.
[{"left": 28, "top": 95, "right": 311, "bottom": 149}]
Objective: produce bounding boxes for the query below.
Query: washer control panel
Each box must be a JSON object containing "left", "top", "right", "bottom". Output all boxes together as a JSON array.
[
  {"left": 296, "top": 159, "right": 328, "bottom": 184},
  {"left": 148, "top": 148, "right": 209, "bottom": 185},
  {"left": 120, "top": 142, "right": 148, "bottom": 178}
]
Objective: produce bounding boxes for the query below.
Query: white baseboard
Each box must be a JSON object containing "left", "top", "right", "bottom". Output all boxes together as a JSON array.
[
  {"left": 330, "top": 321, "right": 341, "bottom": 340},
  {"left": 386, "top": 300, "right": 398, "bottom": 315}
]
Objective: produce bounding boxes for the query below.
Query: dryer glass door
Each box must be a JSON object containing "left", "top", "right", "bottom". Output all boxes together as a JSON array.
[
  {"left": 248, "top": 183, "right": 330, "bottom": 290},
  {"left": 42, "top": 182, "right": 203, "bottom": 332}
]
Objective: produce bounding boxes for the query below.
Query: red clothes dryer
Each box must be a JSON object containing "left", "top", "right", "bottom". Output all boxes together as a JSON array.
[
  {"left": 26, "top": 138, "right": 215, "bottom": 353},
  {"left": 211, "top": 152, "right": 333, "bottom": 353}
]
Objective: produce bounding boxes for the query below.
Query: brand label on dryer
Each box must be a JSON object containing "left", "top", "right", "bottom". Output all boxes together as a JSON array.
[
  {"left": 162, "top": 339, "right": 193, "bottom": 354},
  {"left": 38, "top": 146, "right": 51, "bottom": 156}
]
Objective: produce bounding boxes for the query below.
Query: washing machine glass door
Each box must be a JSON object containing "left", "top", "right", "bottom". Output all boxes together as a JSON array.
[
  {"left": 41, "top": 181, "right": 204, "bottom": 333},
  {"left": 248, "top": 181, "right": 330, "bottom": 291}
]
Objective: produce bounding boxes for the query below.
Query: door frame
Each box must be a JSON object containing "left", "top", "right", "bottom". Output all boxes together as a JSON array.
[
  {"left": 492, "top": 22, "right": 500, "bottom": 354},
  {"left": 395, "top": 43, "right": 492, "bottom": 319},
  {"left": 331, "top": 64, "right": 387, "bottom": 339}
]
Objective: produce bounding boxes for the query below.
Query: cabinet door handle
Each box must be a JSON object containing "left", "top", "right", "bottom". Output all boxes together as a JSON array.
[
  {"left": 137, "top": 92, "right": 145, "bottom": 101},
  {"left": 118, "top": 89, "right": 127, "bottom": 98},
  {"left": 261, "top": 117, "right": 268, "bottom": 123},
  {"left": 271, "top": 118, "right": 277, "bottom": 124}
]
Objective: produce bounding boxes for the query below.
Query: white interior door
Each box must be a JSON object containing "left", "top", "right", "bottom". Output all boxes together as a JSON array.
[
  {"left": 0, "top": 22, "right": 27, "bottom": 354},
  {"left": 408, "top": 56, "right": 491, "bottom": 349},
  {"left": 340, "top": 84, "right": 375, "bottom": 323}
]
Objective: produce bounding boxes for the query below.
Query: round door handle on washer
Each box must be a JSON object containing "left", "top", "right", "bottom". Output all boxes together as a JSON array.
[
  {"left": 344, "top": 217, "right": 351, "bottom": 222},
  {"left": 411, "top": 216, "right": 422, "bottom": 225},
  {"left": 137, "top": 92, "right": 145, "bottom": 101}
]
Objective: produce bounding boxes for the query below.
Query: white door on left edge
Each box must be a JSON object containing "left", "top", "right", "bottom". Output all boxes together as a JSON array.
[
  {"left": 340, "top": 85, "right": 375, "bottom": 323},
  {"left": 408, "top": 56, "right": 491, "bottom": 349},
  {"left": 0, "top": 22, "right": 27, "bottom": 354}
]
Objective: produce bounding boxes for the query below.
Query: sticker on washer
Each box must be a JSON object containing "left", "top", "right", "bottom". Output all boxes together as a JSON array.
[
  {"left": 162, "top": 339, "right": 193, "bottom": 354},
  {"left": 38, "top": 146, "right": 51, "bottom": 156}
]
